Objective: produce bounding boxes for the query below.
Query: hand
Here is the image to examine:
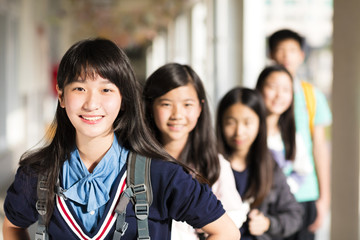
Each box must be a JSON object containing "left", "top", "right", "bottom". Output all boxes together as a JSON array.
[
  {"left": 308, "top": 198, "right": 329, "bottom": 232},
  {"left": 248, "top": 209, "right": 270, "bottom": 236},
  {"left": 195, "top": 228, "right": 207, "bottom": 239}
]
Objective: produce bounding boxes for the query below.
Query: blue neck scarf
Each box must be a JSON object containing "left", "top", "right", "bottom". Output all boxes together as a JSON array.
[{"left": 62, "top": 136, "right": 128, "bottom": 213}]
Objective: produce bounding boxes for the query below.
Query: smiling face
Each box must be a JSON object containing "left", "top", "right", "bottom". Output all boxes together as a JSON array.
[
  {"left": 57, "top": 74, "right": 122, "bottom": 143},
  {"left": 152, "top": 83, "right": 202, "bottom": 146},
  {"left": 222, "top": 103, "right": 260, "bottom": 157},
  {"left": 271, "top": 39, "right": 305, "bottom": 76},
  {"left": 261, "top": 71, "right": 293, "bottom": 116}
]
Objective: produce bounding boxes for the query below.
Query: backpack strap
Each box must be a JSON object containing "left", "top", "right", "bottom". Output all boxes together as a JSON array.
[
  {"left": 35, "top": 152, "right": 152, "bottom": 240},
  {"left": 35, "top": 173, "right": 49, "bottom": 240},
  {"left": 36, "top": 174, "right": 65, "bottom": 240},
  {"left": 113, "top": 152, "right": 152, "bottom": 240},
  {"left": 301, "top": 81, "right": 317, "bottom": 136}
]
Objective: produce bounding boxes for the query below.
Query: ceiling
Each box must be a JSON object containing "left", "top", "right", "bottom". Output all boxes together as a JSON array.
[{"left": 58, "top": 0, "right": 199, "bottom": 48}]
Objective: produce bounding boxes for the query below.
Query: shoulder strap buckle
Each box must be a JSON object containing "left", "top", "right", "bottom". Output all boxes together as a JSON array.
[
  {"left": 55, "top": 184, "right": 67, "bottom": 200},
  {"left": 36, "top": 200, "right": 47, "bottom": 216},
  {"left": 133, "top": 184, "right": 147, "bottom": 195},
  {"left": 35, "top": 232, "right": 48, "bottom": 240},
  {"left": 134, "top": 202, "right": 149, "bottom": 220},
  {"left": 113, "top": 220, "right": 128, "bottom": 238},
  {"left": 38, "top": 180, "right": 48, "bottom": 192}
]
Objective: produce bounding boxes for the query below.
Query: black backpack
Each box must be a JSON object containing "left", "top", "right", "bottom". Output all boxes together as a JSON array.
[{"left": 35, "top": 152, "right": 152, "bottom": 240}]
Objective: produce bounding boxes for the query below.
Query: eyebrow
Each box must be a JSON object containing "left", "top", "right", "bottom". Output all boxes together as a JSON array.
[
  {"left": 73, "top": 78, "right": 113, "bottom": 84},
  {"left": 224, "top": 116, "right": 236, "bottom": 120},
  {"left": 158, "top": 97, "right": 197, "bottom": 102}
]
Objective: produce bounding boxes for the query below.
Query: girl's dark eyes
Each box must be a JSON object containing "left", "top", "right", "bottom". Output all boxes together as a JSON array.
[
  {"left": 224, "top": 119, "right": 236, "bottom": 126},
  {"left": 74, "top": 87, "right": 85, "bottom": 91},
  {"left": 72, "top": 87, "right": 114, "bottom": 92}
]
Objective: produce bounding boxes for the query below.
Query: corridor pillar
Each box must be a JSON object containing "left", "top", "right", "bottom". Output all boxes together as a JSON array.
[{"left": 331, "top": 1, "right": 360, "bottom": 239}]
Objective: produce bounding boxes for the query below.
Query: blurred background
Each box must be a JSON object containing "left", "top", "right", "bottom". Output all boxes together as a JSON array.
[{"left": 0, "top": 0, "right": 358, "bottom": 239}]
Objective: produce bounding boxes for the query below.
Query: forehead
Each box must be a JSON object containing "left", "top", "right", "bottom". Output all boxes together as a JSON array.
[
  {"left": 65, "top": 65, "right": 116, "bottom": 85},
  {"left": 157, "top": 84, "right": 199, "bottom": 101},
  {"left": 275, "top": 39, "right": 302, "bottom": 50},
  {"left": 223, "top": 103, "right": 258, "bottom": 120},
  {"left": 265, "top": 71, "right": 292, "bottom": 84}
]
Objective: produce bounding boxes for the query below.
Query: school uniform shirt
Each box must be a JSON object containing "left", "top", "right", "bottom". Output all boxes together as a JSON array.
[
  {"left": 4, "top": 159, "right": 225, "bottom": 240},
  {"left": 267, "top": 133, "right": 312, "bottom": 194},
  {"left": 213, "top": 154, "right": 248, "bottom": 227},
  {"left": 293, "top": 78, "right": 332, "bottom": 202},
  {"left": 171, "top": 154, "right": 246, "bottom": 240},
  {"left": 61, "top": 136, "right": 128, "bottom": 232},
  {"left": 233, "top": 164, "right": 303, "bottom": 240}
]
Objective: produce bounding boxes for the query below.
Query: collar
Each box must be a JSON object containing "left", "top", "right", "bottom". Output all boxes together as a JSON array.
[
  {"left": 62, "top": 136, "right": 128, "bottom": 212},
  {"left": 293, "top": 76, "right": 302, "bottom": 93}
]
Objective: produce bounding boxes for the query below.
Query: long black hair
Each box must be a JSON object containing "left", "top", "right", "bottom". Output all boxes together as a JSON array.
[
  {"left": 143, "top": 63, "right": 220, "bottom": 186},
  {"left": 255, "top": 65, "right": 296, "bottom": 161},
  {"left": 19, "top": 38, "right": 173, "bottom": 224},
  {"left": 216, "top": 87, "right": 273, "bottom": 207}
]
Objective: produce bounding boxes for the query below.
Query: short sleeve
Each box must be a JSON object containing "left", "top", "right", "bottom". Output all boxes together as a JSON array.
[
  {"left": 3, "top": 167, "right": 39, "bottom": 228},
  {"left": 314, "top": 88, "right": 332, "bottom": 126},
  {"left": 153, "top": 160, "right": 225, "bottom": 229}
]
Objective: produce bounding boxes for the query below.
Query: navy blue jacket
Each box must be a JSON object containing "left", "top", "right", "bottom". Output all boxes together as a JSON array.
[{"left": 233, "top": 164, "right": 303, "bottom": 240}]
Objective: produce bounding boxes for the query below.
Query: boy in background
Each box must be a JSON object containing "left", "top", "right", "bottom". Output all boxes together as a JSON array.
[{"left": 268, "top": 29, "right": 332, "bottom": 240}]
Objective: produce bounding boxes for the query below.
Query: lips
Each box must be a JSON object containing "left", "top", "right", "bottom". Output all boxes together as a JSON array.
[
  {"left": 270, "top": 101, "right": 289, "bottom": 111},
  {"left": 272, "top": 102, "right": 285, "bottom": 107},
  {"left": 167, "top": 123, "right": 185, "bottom": 131},
  {"left": 80, "top": 115, "right": 104, "bottom": 124},
  {"left": 233, "top": 138, "right": 246, "bottom": 145},
  {"left": 82, "top": 116, "right": 102, "bottom": 121}
]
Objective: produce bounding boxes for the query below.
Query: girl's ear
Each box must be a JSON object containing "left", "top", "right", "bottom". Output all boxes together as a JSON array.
[
  {"left": 200, "top": 99, "right": 205, "bottom": 111},
  {"left": 196, "top": 99, "right": 204, "bottom": 118},
  {"left": 56, "top": 85, "right": 65, "bottom": 108}
]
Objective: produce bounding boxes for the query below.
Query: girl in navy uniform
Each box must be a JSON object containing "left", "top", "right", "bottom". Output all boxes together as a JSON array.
[
  {"left": 216, "top": 87, "right": 303, "bottom": 240},
  {"left": 143, "top": 63, "right": 246, "bottom": 239},
  {"left": 2, "top": 38, "right": 240, "bottom": 240}
]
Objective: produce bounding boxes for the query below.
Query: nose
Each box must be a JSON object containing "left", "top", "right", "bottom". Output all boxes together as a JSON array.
[
  {"left": 235, "top": 123, "right": 245, "bottom": 136},
  {"left": 235, "top": 122, "right": 248, "bottom": 137},
  {"left": 170, "top": 104, "right": 183, "bottom": 120},
  {"left": 83, "top": 91, "right": 100, "bottom": 111},
  {"left": 274, "top": 88, "right": 281, "bottom": 98},
  {"left": 283, "top": 51, "right": 292, "bottom": 62}
]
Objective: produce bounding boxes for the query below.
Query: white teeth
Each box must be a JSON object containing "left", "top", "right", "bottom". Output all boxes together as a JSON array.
[{"left": 82, "top": 116, "right": 102, "bottom": 121}]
